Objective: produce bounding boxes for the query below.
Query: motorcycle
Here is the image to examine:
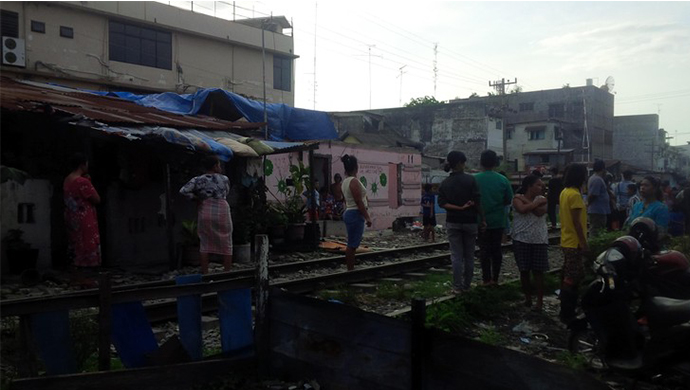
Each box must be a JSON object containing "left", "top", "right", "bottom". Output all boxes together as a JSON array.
[{"left": 567, "top": 218, "right": 690, "bottom": 382}]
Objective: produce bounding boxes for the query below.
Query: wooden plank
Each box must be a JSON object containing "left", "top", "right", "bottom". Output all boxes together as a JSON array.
[
  {"left": 268, "top": 289, "right": 411, "bottom": 390},
  {"left": 10, "top": 357, "right": 256, "bottom": 390},
  {"left": 176, "top": 274, "right": 203, "bottom": 361},
  {"left": 17, "top": 315, "right": 39, "bottom": 377},
  {"left": 255, "top": 234, "right": 270, "bottom": 377},
  {"left": 1, "top": 277, "right": 254, "bottom": 317},
  {"left": 218, "top": 289, "right": 253, "bottom": 353},
  {"left": 110, "top": 302, "right": 159, "bottom": 368},
  {"left": 98, "top": 272, "right": 112, "bottom": 371},
  {"left": 423, "top": 328, "right": 609, "bottom": 390},
  {"left": 411, "top": 298, "right": 425, "bottom": 390},
  {"left": 28, "top": 310, "right": 78, "bottom": 375}
]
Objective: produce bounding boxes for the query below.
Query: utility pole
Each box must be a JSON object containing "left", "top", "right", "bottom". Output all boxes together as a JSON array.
[
  {"left": 489, "top": 78, "right": 517, "bottom": 95},
  {"left": 433, "top": 43, "right": 438, "bottom": 97},
  {"left": 397, "top": 65, "right": 407, "bottom": 106},
  {"left": 312, "top": 2, "right": 318, "bottom": 110},
  {"left": 367, "top": 44, "right": 376, "bottom": 109}
]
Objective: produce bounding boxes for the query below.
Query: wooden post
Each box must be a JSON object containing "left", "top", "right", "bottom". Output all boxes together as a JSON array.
[
  {"left": 17, "top": 315, "right": 39, "bottom": 377},
  {"left": 411, "top": 297, "right": 426, "bottom": 390},
  {"left": 165, "top": 163, "right": 177, "bottom": 270},
  {"left": 254, "top": 234, "right": 270, "bottom": 377},
  {"left": 98, "top": 272, "right": 112, "bottom": 371}
]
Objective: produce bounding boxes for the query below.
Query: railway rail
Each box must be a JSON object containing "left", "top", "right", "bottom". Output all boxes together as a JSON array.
[{"left": 1, "top": 235, "right": 561, "bottom": 323}]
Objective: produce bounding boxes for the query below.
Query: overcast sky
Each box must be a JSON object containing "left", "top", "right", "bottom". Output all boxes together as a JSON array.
[{"left": 170, "top": 1, "right": 690, "bottom": 145}]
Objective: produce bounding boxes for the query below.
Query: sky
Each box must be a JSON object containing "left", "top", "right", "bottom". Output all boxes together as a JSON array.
[{"left": 168, "top": 1, "right": 690, "bottom": 145}]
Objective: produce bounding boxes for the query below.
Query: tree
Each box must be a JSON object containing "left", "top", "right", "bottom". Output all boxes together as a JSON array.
[
  {"left": 562, "top": 83, "right": 570, "bottom": 89},
  {"left": 404, "top": 96, "right": 445, "bottom": 107},
  {"left": 510, "top": 85, "right": 523, "bottom": 94},
  {"left": 469, "top": 92, "right": 480, "bottom": 98}
]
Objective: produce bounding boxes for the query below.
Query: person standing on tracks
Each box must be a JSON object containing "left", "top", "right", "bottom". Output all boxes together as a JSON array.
[
  {"left": 475, "top": 150, "right": 513, "bottom": 286},
  {"left": 64, "top": 153, "right": 101, "bottom": 287},
  {"left": 421, "top": 183, "right": 437, "bottom": 242},
  {"left": 438, "top": 151, "right": 482, "bottom": 294},
  {"left": 559, "top": 163, "right": 589, "bottom": 324},
  {"left": 179, "top": 155, "right": 233, "bottom": 274},
  {"left": 512, "top": 175, "right": 549, "bottom": 311},
  {"left": 586, "top": 159, "right": 610, "bottom": 236},
  {"left": 547, "top": 167, "right": 564, "bottom": 229},
  {"left": 341, "top": 155, "right": 372, "bottom": 271}
]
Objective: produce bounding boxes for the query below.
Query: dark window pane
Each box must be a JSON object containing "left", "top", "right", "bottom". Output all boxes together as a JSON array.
[
  {"left": 141, "top": 39, "right": 156, "bottom": 67},
  {"left": 156, "top": 41, "right": 171, "bottom": 69},
  {"left": 1, "top": 10, "right": 19, "bottom": 38},
  {"left": 157, "top": 31, "right": 171, "bottom": 43},
  {"left": 31, "top": 20, "right": 45, "bottom": 33},
  {"left": 141, "top": 28, "right": 156, "bottom": 40},
  {"left": 125, "top": 36, "right": 140, "bottom": 63},
  {"left": 60, "top": 26, "right": 73, "bottom": 38},
  {"left": 125, "top": 24, "right": 141, "bottom": 37},
  {"left": 109, "top": 21, "right": 124, "bottom": 33}
]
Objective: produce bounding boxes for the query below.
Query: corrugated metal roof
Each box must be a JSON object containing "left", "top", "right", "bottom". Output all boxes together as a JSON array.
[{"left": 0, "top": 77, "right": 263, "bottom": 131}]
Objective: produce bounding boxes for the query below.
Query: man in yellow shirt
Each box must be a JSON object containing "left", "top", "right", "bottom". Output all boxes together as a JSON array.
[{"left": 559, "top": 163, "right": 589, "bottom": 324}]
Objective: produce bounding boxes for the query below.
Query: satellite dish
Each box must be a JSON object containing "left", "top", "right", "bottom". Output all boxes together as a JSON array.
[{"left": 601, "top": 76, "right": 615, "bottom": 93}]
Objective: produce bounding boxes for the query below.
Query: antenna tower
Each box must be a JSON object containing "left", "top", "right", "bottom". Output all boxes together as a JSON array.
[
  {"left": 489, "top": 78, "right": 517, "bottom": 95},
  {"left": 581, "top": 90, "right": 591, "bottom": 162}
]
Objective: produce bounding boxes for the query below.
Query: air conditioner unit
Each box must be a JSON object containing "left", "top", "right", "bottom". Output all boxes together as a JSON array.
[{"left": 2, "top": 37, "right": 26, "bottom": 67}]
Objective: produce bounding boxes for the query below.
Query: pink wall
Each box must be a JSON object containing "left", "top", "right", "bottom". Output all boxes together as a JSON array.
[{"left": 265, "top": 142, "right": 422, "bottom": 230}]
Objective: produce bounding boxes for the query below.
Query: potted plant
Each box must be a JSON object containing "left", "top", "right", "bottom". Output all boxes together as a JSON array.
[
  {"left": 3, "top": 229, "right": 39, "bottom": 274},
  {"left": 267, "top": 204, "right": 288, "bottom": 245},
  {"left": 179, "top": 220, "right": 200, "bottom": 266},
  {"left": 283, "top": 195, "right": 306, "bottom": 242}
]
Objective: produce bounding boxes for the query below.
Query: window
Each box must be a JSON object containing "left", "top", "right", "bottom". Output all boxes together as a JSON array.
[
  {"left": 60, "top": 26, "right": 73, "bottom": 38},
  {"left": 17, "top": 203, "right": 36, "bottom": 224},
  {"left": 273, "top": 55, "right": 292, "bottom": 91},
  {"left": 541, "top": 155, "right": 550, "bottom": 163},
  {"left": 529, "top": 130, "right": 545, "bottom": 140},
  {"left": 109, "top": 20, "right": 172, "bottom": 70},
  {"left": 548, "top": 103, "right": 565, "bottom": 118},
  {"left": 495, "top": 120, "right": 502, "bottom": 130},
  {"left": 1, "top": 10, "right": 19, "bottom": 38},
  {"left": 506, "top": 128, "right": 513, "bottom": 140},
  {"left": 31, "top": 20, "right": 45, "bottom": 33},
  {"left": 519, "top": 102, "right": 534, "bottom": 112}
]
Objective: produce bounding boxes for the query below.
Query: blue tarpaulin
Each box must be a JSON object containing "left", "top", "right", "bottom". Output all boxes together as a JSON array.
[{"left": 89, "top": 88, "right": 338, "bottom": 142}]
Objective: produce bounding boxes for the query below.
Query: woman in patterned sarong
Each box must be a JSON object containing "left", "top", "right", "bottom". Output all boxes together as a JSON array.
[
  {"left": 180, "top": 155, "right": 233, "bottom": 274},
  {"left": 64, "top": 153, "right": 101, "bottom": 268}
]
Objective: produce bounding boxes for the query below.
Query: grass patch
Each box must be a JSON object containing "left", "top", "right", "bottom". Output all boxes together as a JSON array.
[
  {"left": 670, "top": 235, "right": 690, "bottom": 255},
  {"left": 80, "top": 354, "right": 126, "bottom": 372},
  {"left": 426, "top": 283, "right": 523, "bottom": 335},
  {"left": 556, "top": 351, "right": 588, "bottom": 370},
  {"left": 316, "top": 285, "right": 360, "bottom": 306},
  {"left": 477, "top": 325, "right": 505, "bottom": 346}
]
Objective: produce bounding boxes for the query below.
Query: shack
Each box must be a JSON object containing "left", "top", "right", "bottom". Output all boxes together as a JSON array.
[{"left": 0, "top": 78, "right": 315, "bottom": 272}]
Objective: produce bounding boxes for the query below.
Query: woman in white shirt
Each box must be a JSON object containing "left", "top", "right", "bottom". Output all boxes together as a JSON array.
[
  {"left": 512, "top": 174, "right": 549, "bottom": 311},
  {"left": 340, "top": 155, "right": 372, "bottom": 271}
]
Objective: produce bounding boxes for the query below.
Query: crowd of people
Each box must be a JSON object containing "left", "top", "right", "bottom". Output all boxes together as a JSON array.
[{"left": 427, "top": 151, "right": 688, "bottom": 321}]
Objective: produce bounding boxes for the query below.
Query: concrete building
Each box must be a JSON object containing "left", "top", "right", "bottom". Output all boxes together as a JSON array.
[
  {"left": 452, "top": 83, "right": 615, "bottom": 170},
  {"left": 366, "top": 101, "right": 497, "bottom": 170},
  {"left": 0, "top": 1, "right": 295, "bottom": 103},
  {"left": 613, "top": 114, "right": 659, "bottom": 171}
]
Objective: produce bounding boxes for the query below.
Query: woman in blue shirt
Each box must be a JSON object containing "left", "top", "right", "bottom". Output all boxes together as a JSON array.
[{"left": 625, "top": 176, "right": 670, "bottom": 234}]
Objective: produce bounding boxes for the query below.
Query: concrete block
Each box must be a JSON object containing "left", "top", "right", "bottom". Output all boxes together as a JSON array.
[
  {"left": 201, "top": 315, "right": 219, "bottom": 331},
  {"left": 402, "top": 272, "right": 427, "bottom": 280}
]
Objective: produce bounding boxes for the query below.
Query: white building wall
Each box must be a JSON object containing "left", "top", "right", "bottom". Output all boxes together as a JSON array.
[
  {"left": 507, "top": 122, "right": 559, "bottom": 171},
  {"left": 1, "top": 1, "right": 295, "bottom": 103},
  {"left": 1, "top": 179, "right": 53, "bottom": 270}
]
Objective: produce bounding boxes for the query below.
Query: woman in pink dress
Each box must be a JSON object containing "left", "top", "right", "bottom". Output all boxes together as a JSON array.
[
  {"left": 64, "top": 153, "right": 101, "bottom": 268},
  {"left": 180, "top": 155, "right": 233, "bottom": 274}
]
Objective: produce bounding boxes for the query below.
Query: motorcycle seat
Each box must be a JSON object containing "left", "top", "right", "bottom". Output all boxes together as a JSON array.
[{"left": 645, "top": 297, "right": 690, "bottom": 328}]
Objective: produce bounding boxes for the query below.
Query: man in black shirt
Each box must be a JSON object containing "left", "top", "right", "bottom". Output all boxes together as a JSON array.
[{"left": 438, "top": 151, "right": 484, "bottom": 294}]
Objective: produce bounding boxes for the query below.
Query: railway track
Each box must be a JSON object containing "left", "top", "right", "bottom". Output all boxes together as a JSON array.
[{"left": 1, "top": 234, "right": 561, "bottom": 324}]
